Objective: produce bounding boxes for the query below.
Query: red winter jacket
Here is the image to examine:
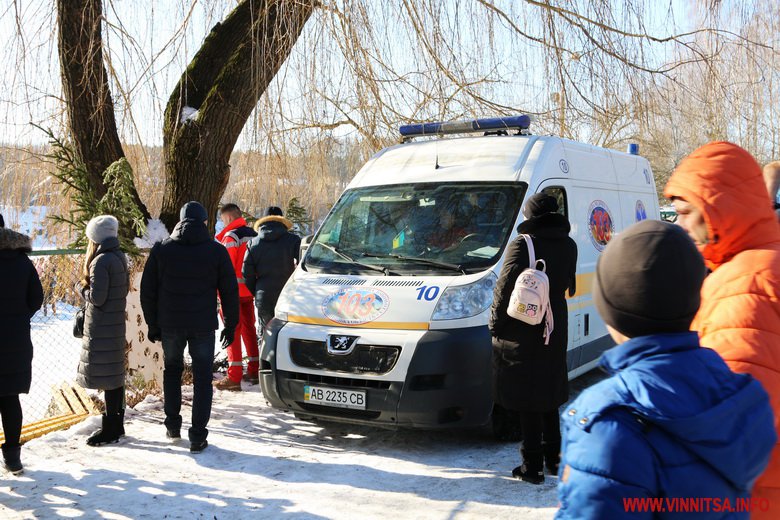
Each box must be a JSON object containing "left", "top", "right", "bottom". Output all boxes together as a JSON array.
[{"left": 216, "top": 217, "right": 257, "bottom": 299}]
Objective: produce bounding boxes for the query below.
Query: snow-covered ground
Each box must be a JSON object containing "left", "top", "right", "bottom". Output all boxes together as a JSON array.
[{"left": 0, "top": 374, "right": 612, "bottom": 519}]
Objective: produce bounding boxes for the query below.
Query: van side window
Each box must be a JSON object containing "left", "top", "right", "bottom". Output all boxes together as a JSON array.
[{"left": 541, "top": 187, "right": 568, "bottom": 218}]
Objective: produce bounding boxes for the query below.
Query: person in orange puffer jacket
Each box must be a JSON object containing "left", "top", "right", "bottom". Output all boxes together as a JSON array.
[{"left": 665, "top": 141, "right": 780, "bottom": 517}]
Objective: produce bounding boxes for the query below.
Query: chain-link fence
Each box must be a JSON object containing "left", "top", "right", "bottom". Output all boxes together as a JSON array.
[
  {"left": 1, "top": 248, "right": 231, "bottom": 440},
  {"left": 0, "top": 250, "right": 92, "bottom": 440}
]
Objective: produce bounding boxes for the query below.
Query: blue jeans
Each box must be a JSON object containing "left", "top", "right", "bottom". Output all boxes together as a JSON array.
[{"left": 162, "top": 330, "right": 215, "bottom": 443}]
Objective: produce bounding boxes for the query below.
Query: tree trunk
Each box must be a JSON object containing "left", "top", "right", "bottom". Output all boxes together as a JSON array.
[
  {"left": 56, "top": 0, "right": 150, "bottom": 221},
  {"left": 160, "top": 0, "right": 316, "bottom": 231}
]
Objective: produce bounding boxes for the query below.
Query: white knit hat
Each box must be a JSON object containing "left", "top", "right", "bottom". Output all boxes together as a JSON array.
[{"left": 86, "top": 215, "right": 119, "bottom": 243}]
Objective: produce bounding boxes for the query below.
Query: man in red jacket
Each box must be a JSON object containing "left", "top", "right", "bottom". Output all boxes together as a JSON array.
[{"left": 214, "top": 203, "right": 258, "bottom": 390}]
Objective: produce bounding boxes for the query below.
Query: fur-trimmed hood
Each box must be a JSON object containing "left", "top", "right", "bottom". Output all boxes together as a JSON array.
[
  {"left": 0, "top": 227, "right": 32, "bottom": 252},
  {"left": 254, "top": 215, "right": 292, "bottom": 231}
]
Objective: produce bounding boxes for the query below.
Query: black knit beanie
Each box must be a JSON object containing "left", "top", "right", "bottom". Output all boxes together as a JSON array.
[
  {"left": 523, "top": 193, "right": 558, "bottom": 219},
  {"left": 179, "top": 201, "right": 208, "bottom": 222},
  {"left": 0, "top": 212, "right": 4, "bottom": 228},
  {"left": 593, "top": 219, "right": 706, "bottom": 338},
  {"left": 265, "top": 206, "right": 284, "bottom": 217}
]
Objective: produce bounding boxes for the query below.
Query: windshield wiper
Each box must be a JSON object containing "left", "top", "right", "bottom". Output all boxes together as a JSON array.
[
  {"left": 361, "top": 252, "right": 466, "bottom": 274},
  {"left": 315, "top": 242, "right": 398, "bottom": 276}
]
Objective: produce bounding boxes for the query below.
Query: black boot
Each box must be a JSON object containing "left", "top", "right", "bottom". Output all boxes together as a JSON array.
[
  {"left": 543, "top": 439, "right": 561, "bottom": 475},
  {"left": 492, "top": 405, "right": 524, "bottom": 442},
  {"left": 118, "top": 409, "right": 125, "bottom": 436},
  {"left": 512, "top": 448, "right": 544, "bottom": 484},
  {"left": 86, "top": 413, "right": 124, "bottom": 446},
  {"left": 2, "top": 444, "right": 23, "bottom": 475}
]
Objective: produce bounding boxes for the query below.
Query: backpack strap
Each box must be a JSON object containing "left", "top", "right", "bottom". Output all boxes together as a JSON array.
[
  {"left": 519, "top": 234, "right": 536, "bottom": 268},
  {"left": 520, "top": 234, "right": 545, "bottom": 272}
]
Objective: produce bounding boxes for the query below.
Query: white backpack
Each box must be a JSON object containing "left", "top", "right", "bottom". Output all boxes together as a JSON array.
[{"left": 506, "top": 234, "right": 554, "bottom": 345}]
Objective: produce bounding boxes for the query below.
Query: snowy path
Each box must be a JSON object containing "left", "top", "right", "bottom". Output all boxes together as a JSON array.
[{"left": 0, "top": 381, "right": 573, "bottom": 519}]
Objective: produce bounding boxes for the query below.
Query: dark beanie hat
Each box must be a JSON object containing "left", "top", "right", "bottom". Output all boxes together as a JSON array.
[
  {"left": 523, "top": 193, "right": 558, "bottom": 219},
  {"left": 265, "top": 206, "right": 284, "bottom": 217},
  {"left": 180, "top": 201, "right": 208, "bottom": 222},
  {"left": 593, "top": 219, "right": 706, "bottom": 338},
  {"left": 0, "top": 212, "right": 4, "bottom": 228}
]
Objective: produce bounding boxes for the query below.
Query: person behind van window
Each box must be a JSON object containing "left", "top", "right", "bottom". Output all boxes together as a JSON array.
[
  {"left": 0, "top": 224, "right": 43, "bottom": 474},
  {"left": 140, "top": 201, "right": 239, "bottom": 453},
  {"left": 77, "top": 216, "right": 129, "bottom": 446},
  {"left": 489, "top": 193, "right": 577, "bottom": 484},
  {"left": 664, "top": 142, "right": 780, "bottom": 516},
  {"left": 426, "top": 201, "right": 468, "bottom": 251},
  {"left": 242, "top": 206, "right": 300, "bottom": 339},
  {"left": 763, "top": 161, "right": 780, "bottom": 221},
  {"left": 556, "top": 219, "right": 776, "bottom": 519},
  {"left": 213, "top": 203, "right": 258, "bottom": 391}
]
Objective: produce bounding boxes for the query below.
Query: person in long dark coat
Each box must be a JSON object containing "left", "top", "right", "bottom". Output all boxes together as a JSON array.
[
  {"left": 242, "top": 207, "right": 301, "bottom": 335},
  {"left": 77, "top": 215, "right": 129, "bottom": 446},
  {"left": 489, "top": 193, "right": 577, "bottom": 484},
  {"left": 0, "top": 225, "right": 43, "bottom": 474}
]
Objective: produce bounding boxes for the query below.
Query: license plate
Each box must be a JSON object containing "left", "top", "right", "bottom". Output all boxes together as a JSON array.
[{"left": 304, "top": 385, "right": 366, "bottom": 410}]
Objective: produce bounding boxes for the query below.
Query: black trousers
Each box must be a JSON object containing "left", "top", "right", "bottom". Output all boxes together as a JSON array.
[
  {"left": 104, "top": 386, "right": 125, "bottom": 414},
  {"left": 0, "top": 395, "right": 23, "bottom": 447},
  {"left": 520, "top": 409, "right": 561, "bottom": 454}
]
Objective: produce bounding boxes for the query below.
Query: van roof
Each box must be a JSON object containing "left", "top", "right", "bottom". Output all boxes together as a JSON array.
[{"left": 347, "top": 135, "right": 654, "bottom": 191}]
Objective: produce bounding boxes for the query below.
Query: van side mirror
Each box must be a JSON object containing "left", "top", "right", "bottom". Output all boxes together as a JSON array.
[{"left": 300, "top": 234, "right": 314, "bottom": 259}]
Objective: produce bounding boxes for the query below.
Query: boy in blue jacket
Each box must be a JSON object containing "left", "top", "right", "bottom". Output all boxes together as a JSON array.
[{"left": 556, "top": 220, "right": 776, "bottom": 519}]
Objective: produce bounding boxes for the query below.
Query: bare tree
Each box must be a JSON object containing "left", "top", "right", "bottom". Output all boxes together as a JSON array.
[
  {"left": 56, "top": 0, "right": 150, "bottom": 219},
  {"left": 55, "top": 0, "right": 314, "bottom": 231}
]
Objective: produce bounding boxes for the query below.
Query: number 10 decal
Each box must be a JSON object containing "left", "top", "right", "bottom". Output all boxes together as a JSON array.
[{"left": 415, "top": 285, "right": 440, "bottom": 301}]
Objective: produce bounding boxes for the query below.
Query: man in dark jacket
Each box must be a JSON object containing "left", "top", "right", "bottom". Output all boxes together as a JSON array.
[
  {"left": 489, "top": 193, "right": 577, "bottom": 484},
  {"left": 557, "top": 220, "right": 776, "bottom": 519},
  {"left": 0, "top": 225, "right": 43, "bottom": 473},
  {"left": 140, "top": 201, "right": 239, "bottom": 453},
  {"left": 242, "top": 207, "right": 301, "bottom": 336}
]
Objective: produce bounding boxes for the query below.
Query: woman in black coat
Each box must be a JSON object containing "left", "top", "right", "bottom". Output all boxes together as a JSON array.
[
  {"left": 78, "top": 215, "right": 129, "bottom": 446},
  {"left": 0, "top": 225, "right": 44, "bottom": 474},
  {"left": 489, "top": 193, "right": 577, "bottom": 484}
]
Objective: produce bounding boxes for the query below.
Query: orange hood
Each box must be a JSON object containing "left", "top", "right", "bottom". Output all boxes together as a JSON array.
[{"left": 664, "top": 141, "right": 780, "bottom": 270}]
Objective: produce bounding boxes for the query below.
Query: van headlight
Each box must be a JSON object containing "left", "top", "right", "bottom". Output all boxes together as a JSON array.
[
  {"left": 273, "top": 278, "right": 299, "bottom": 322},
  {"left": 432, "top": 272, "right": 497, "bottom": 321}
]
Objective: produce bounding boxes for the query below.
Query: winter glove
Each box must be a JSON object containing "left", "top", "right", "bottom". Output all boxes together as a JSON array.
[
  {"left": 147, "top": 326, "right": 162, "bottom": 343},
  {"left": 220, "top": 327, "right": 235, "bottom": 349}
]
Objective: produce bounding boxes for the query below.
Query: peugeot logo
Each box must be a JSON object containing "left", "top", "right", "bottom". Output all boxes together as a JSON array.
[{"left": 326, "top": 334, "right": 359, "bottom": 356}]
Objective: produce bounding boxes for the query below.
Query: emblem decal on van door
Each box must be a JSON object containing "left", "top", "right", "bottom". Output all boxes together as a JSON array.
[
  {"left": 559, "top": 159, "right": 570, "bottom": 174},
  {"left": 635, "top": 200, "right": 647, "bottom": 222},
  {"left": 322, "top": 287, "right": 391, "bottom": 325},
  {"left": 588, "top": 200, "right": 614, "bottom": 251}
]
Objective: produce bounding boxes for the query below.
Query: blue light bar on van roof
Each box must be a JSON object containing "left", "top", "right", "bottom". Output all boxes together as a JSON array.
[{"left": 399, "top": 115, "right": 532, "bottom": 138}]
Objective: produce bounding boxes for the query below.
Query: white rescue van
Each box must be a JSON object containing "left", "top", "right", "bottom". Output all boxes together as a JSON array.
[{"left": 260, "top": 115, "right": 660, "bottom": 431}]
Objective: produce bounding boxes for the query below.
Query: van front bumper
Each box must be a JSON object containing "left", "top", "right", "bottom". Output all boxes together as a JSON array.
[{"left": 259, "top": 320, "right": 493, "bottom": 429}]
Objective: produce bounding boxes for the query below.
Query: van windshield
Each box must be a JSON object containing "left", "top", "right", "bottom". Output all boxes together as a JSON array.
[{"left": 305, "top": 182, "right": 526, "bottom": 275}]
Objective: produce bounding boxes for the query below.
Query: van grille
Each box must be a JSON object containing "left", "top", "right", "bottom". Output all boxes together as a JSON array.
[
  {"left": 372, "top": 279, "right": 424, "bottom": 287},
  {"left": 289, "top": 339, "right": 400, "bottom": 375},
  {"left": 280, "top": 370, "right": 392, "bottom": 390},
  {"left": 321, "top": 278, "right": 366, "bottom": 286}
]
